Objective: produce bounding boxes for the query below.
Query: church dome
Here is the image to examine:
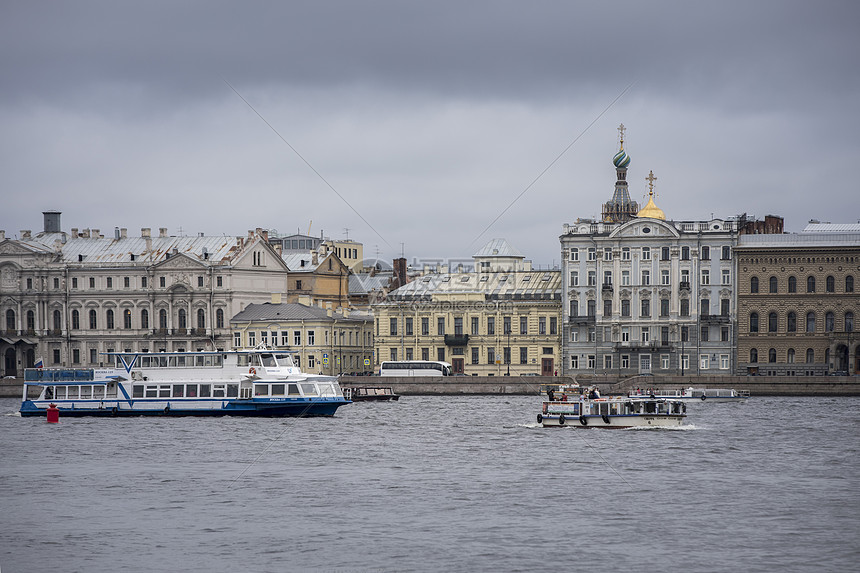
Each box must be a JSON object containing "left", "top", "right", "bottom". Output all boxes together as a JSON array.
[
  {"left": 637, "top": 196, "right": 665, "bottom": 220},
  {"left": 613, "top": 149, "right": 630, "bottom": 169}
]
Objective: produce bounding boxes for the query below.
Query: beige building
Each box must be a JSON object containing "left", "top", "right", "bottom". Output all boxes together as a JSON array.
[
  {"left": 735, "top": 224, "right": 860, "bottom": 375},
  {"left": 282, "top": 251, "right": 351, "bottom": 310},
  {"left": 372, "top": 240, "right": 562, "bottom": 376},
  {"left": 230, "top": 300, "right": 373, "bottom": 375},
  {"left": 0, "top": 212, "right": 289, "bottom": 376}
]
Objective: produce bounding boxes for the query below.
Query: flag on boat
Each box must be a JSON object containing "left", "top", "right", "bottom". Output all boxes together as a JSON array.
[{"left": 35, "top": 357, "right": 44, "bottom": 368}]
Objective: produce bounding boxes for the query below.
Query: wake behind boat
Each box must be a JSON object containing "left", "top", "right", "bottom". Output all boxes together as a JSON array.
[
  {"left": 19, "top": 348, "right": 350, "bottom": 417},
  {"left": 537, "top": 384, "right": 687, "bottom": 428}
]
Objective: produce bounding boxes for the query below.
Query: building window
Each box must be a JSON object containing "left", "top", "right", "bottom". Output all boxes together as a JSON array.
[
  {"left": 846, "top": 312, "right": 854, "bottom": 332},
  {"left": 438, "top": 317, "right": 446, "bottom": 335},
  {"left": 769, "top": 276, "right": 778, "bottom": 293},
  {"left": 405, "top": 317, "right": 413, "bottom": 336},
  {"left": 178, "top": 309, "right": 187, "bottom": 329},
  {"left": 90, "top": 348, "right": 98, "bottom": 364},
  {"left": 680, "top": 299, "right": 690, "bottom": 317},
  {"left": 141, "top": 309, "right": 149, "bottom": 329},
  {"left": 846, "top": 275, "right": 854, "bottom": 293},
  {"left": 390, "top": 348, "right": 398, "bottom": 361},
  {"left": 569, "top": 299, "right": 578, "bottom": 317},
  {"left": 622, "top": 247, "right": 631, "bottom": 261},
  {"left": 640, "top": 299, "right": 650, "bottom": 318},
  {"left": 680, "top": 269, "right": 690, "bottom": 286},
  {"left": 587, "top": 300, "right": 596, "bottom": 317},
  {"left": 661, "top": 246, "right": 670, "bottom": 261},
  {"left": 89, "top": 277, "right": 95, "bottom": 289},
  {"left": 198, "top": 276, "right": 204, "bottom": 287},
  {"left": 721, "top": 246, "right": 731, "bottom": 260},
  {"left": 292, "top": 330, "right": 300, "bottom": 346},
  {"left": 160, "top": 277, "right": 166, "bottom": 288},
  {"left": 700, "top": 355, "right": 710, "bottom": 369},
  {"left": 641, "top": 247, "right": 650, "bottom": 260},
  {"left": 788, "top": 348, "right": 795, "bottom": 363},
  {"left": 569, "top": 248, "right": 579, "bottom": 261},
  {"left": 124, "top": 309, "right": 132, "bottom": 329},
  {"left": 621, "top": 355, "right": 629, "bottom": 369},
  {"left": 641, "top": 270, "right": 650, "bottom": 285},
  {"left": 571, "top": 355, "right": 579, "bottom": 369},
  {"left": 603, "top": 247, "right": 612, "bottom": 261},
  {"left": 503, "top": 316, "right": 511, "bottom": 335},
  {"left": 701, "top": 298, "right": 710, "bottom": 316},
  {"left": 806, "top": 312, "right": 816, "bottom": 333},
  {"left": 124, "top": 276, "right": 130, "bottom": 288},
  {"left": 550, "top": 317, "right": 557, "bottom": 335},
  {"left": 788, "top": 276, "right": 797, "bottom": 293},
  {"left": 471, "top": 347, "right": 479, "bottom": 364},
  {"left": 640, "top": 327, "right": 649, "bottom": 343},
  {"left": 681, "top": 246, "right": 690, "bottom": 260},
  {"left": 539, "top": 317, "right": 546, "bottom": 334},
  {"left": 72, "top": 277, "right": 78, "bottom": 289},
  {"left": 520, "top": 316, "right": 528, "bottom": 335},
  {"left": 660, "top": 299, "right": 669, "bottom": 317},
  {"left": 216, "top": 276, "right": 223, "bottom": 287},
  {"left": 487, "top": 317, "right": 494, "bottom": 335},
  {"left": 721, "top": 326, "right": 729, "bottom": 342},
  {"left": 622, "top": 270, "right": 630, "bottom": 286},
  {"left": 422, "top": 317, "right": 430, "bottom": 336},
  {"left": 721, "top": 299, "right": 730, "bottom": 316},
  {"left": 701, "top": 246, "right": 710, "bottom": 260},
  {"left": 72, "top": 348, "right": 80, "bottom": 364},
  {"left": 768, "top": 348, "right": 777, "bottom": 363},
  {"left": 750, "top": 348, "right": 758, "bottom": 363},
  {"left": 661, "top": 355, "right": 670, "bottom": 369},
  {"left": 487, "top": 347, "right": 495, "bottom": 365},
  {"left": 142, "top": 276, "right": 148, "bottom": 288},
  {"left": 587, "top": 248, "right": 596, "bottom": 261},
  {"left": 806, "top": 348, "right": 814, "bottom": 363},
  {"left": 700, "top": 326, "right": 709, "bottom": 342},
  {"left": 197, "top": 309, "right": 205, "bottom": 330},
  {"left": 389, "top": 318, "right": 397, "bottom": 336},
  {"left": 471, "top": 317, "right": 479, "bottom": 335},
  {"left": 826, "top": 276, "right": 835, "bottom": 293},
  {"left": 159, "top": 309, "right": 168, "bottom": 330},
  {"left": 570, "top": 329, "right": 578, "bottom": 342},
  {"left": 621, "top": 326, "right": 630, "bottom": 342},
  {"left": 588, "top": 355, "right": 596, "bottom": 369},
  {"left": 604, "top": 299, "right": 613, "bottom": 317},
  {"left": 604, "top": 355, "right": 612, "bottom": 369},
  {"left": 71, "top": 309, "right": 80, "bottom": 330},
  {"left": 661, "top": 270, "right": 670, "bottom": 285},
  {"left": 825, "top": 312, "right": 835, "bottom": 332},
  {"left": 722, "top": 269, "right": 731, "bottom": 285},
  {"left": 89, "top": 309, "right": 97, "bottom": 329},
  {"left": 405, "top": 348, "right": 414, "bottom": 361},
  {"left": 768, "top": 312, "right": 778, "bottom": 332},
  {"left": 787, "top": 311, "right": 797, "bottom": 332},
  {"left": 216, "top": 308, "right": 224, "bottom": 328},
  {"left": 751, "top": 276, "right": 759, "bottom": 293},
  {"left": 603, "top": 270, "right": 613, "bottom": 286},
  {"left": 588, "top": 270, "right": 596, "bottom": 286},
  {"left": 807, "top": 276, "right": 815, "bottom": 293},
  {"left": 520, "top": 347, "right": 528, "bottom": 364},
  {"left": 701, "top": 269, "right": 710, "bottom": 285},
  {"left": 570, "top": 271, "right": 579, "bottom": 286},
  {"left": 750, "top": 312, "right": 759, "bottom": 332},
  {"left": 621, "top": 299, "right": 630, "bottom": 317},
  {"left": 308, "top": 355, "right": 316, "bottom": 369}
]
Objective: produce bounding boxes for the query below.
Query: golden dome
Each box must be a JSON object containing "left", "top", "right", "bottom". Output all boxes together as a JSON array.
[{"left": 636, "top": 170, "right": 666, "bottom": 220}]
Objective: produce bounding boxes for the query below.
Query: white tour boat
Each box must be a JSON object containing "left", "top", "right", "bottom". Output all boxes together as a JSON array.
[
  {"left": 538, "top": 384, "right": 687, "bottom": 428},
  {"left": 628, "top": 387, "right": 750, "bottom": 403},
  {"left": 19, "top": 348, "right": 350, "bottom": 418}
]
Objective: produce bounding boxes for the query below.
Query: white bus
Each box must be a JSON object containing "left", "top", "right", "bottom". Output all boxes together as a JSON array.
[{"left": 380, "top": 361, "right": 452, "bottom": 376}]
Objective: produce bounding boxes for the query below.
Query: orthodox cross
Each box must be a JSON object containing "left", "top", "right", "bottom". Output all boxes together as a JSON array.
[
  {"left": 617, "top": 123, "right": 626, "bottom": 149},
  {"left": 645, "top": 170, "right": 658, "bottom": 198}
]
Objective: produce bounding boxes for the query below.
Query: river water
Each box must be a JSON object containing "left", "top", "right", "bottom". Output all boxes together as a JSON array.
[{"left": 1, "top": 395, "right": 858, "bottom": 572}]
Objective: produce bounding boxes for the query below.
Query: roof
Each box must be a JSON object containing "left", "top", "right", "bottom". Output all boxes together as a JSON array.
[
  {"left": 349, "top": 273, "right": 390, "bottom": 295},
  {"left": 231, "top": 302, "right": 371, "bottom": 323},
  {"left": 472, "top": 239, "right": 524, "bottom": 259},
  {"left": 737, "top": 232, "right": 860, "bottom": 249},
  {"left": 281, "top": 252, "right": 317, "bottom": 272},
  {"left": 22, "top": 232, "right": 242, "bottom": 266},
  {"left": 386, "top": 269, "right": 561, "bottom": 300},
  {"left": 802, "top": 223, "right": 860, "bottom": 233}
]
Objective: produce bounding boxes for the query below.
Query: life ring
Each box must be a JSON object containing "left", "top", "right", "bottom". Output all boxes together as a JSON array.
[
  {"left": 700, "top": 394, "right": 707, "bottom": 401},
  {"left": 558, "top": 414, "right": 565, "bottom": 426},
  {"left": 111, "top": 407, "right": 118, "bottom": 416},
  {"left": 602, "top": 415, "right": 610, "bottom": 425},
  {"left": 249, "top": 367, "right": 256, "bottom": 375},
  {"left": 164, "top": 406, "right": 170, "bottom": 414},
  {"left": 536, "top": 413, "right": 543, "bottom": 424}
]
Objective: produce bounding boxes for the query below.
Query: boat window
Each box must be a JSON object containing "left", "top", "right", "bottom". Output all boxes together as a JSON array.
[
  {"left": 237, "top": 355, "right": 250, "bottom": 367},
  {"left": 140, "top": 356, "right": 151, "bottom": 367},
  {"left": 204, "top": 355, "right": 214, "bottom": 367},
  {"left": 301, "top": 383, "right": 318, "bottom": 397},
  {"left": 199, "top": 384, "right": 211, "bottom": 398},
  {"left": 173, "top": 384, "right": 184, "bottom": 397},
  {"left": 65, "top": 386, "right": 78, "bottom": 399},
  {"left": 610, "top": 403, "right": 619, "bottom": 415},
  {"left": 213, "top": 385, "right": 226, "bottom": 398},
  {"left": 271, "top": 384, "right": 285, "bottom": 396},
  {"left": 226, "top": 384, "right": 238, "bottom": 398},
  {"left": 159, "top": 385, "right": 171, "bottom": 398},
  {"left": 186, "top": 384, "right": 198, "bottom": 397},
  {"left": 261, "top": 354, "right": 277, "bottom": 367},
  {"left": 599, "top": 403, "right": 609, "bottom": 416},
  {"left": 53, "top": 386, "right": 66, "bottom": 399},
  {"left": 158, "top": 356, "right": 168, "bottom": 367},
  {"left": 177, "top": 356, "right": 186, "bottom": 367},
  {"left": 318, "top": 383, "right": 337, "bottom": 397},
  {"left": 254, "top": 384, "right": 269, "bottom": 396},
  {"left": 275, "top": 354, "right": 294, "bottom": 367},
  {"left": 196, "top": 355, "right": 205, "bottom": 367},
  {"left": 287, "top": 384, "right": 300, "bottom": 396},
  {"left": 77, "top": 386, "right": 90, "bottom": 399}
]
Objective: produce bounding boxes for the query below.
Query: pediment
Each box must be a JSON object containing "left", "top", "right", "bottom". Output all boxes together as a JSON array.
[
  {"left": 0, "top": 240, "right": 42, "bottom": 256},
  {"left": 608, "top": 220, "right": 680, "bottom": 240},
  {"left": 154, "top": 253, "right": 205, "bottom": 270}
]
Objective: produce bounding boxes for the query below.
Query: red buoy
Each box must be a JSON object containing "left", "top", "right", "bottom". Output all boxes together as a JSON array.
[{"left": 46, "top": 403, "right": 60, "bottom": 424}]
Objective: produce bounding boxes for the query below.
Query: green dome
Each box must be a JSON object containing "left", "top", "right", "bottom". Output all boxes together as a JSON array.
[{"left": 613, "top": 149, "right": 630, "bottom": 168}]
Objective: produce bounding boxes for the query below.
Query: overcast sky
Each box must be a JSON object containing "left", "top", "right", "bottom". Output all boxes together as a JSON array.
[{"left": 2, "top": 1, "right": 858, "bottom": 268}]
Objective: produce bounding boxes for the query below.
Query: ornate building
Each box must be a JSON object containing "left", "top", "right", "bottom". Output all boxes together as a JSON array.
[
  {"left": 735, "top": 224, "right": 860, "bottom": 375},
  {"left": 561, "top": 128, "right": 743, "bottom": 376},
  {"left": 0, "top": 212, "right": 289, "bottom": 376},
  {"left": 372, "top": 240, "right": 562, "bottom": 376}
]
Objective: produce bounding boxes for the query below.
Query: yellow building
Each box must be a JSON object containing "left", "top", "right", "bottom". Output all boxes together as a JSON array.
[
  {"left": 372, "top": 240, "right": 562, "bottom": 375},
  {"left": 283, "top": 251, "right": 351, "bottom": 310},
  {"left": 230, "top": 299, "right": 374, "bottom": 375}
]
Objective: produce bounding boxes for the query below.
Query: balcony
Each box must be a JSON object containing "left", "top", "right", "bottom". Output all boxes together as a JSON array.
[
  {"left": 702, "top": 314, "right": 730, "bottom": 324},
  {"left": 679, "top": 281, "right": 691, "bottom": 291},
  {"left": 444, "top": 334, "right": 470, "bottom": 346},
  {"left": 602, "top": 283, "right": 613, "bottom": 293},
  {"left": 569, "top": 315, "right": 596, "bottom": 325}
]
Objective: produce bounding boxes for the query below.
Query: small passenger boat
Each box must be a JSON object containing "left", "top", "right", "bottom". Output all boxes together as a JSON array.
[
  {"left": 538, "top": 384, "right": 687, "bottom": 428},
  {"left": 19, "top": 348, "right": 350, "bottom": 417},
  {"left": 342, "top": 387, "right": 400, "bottom": 401},
  {"left": 628, "top": 387, "right": 749, "bottom": 403}
]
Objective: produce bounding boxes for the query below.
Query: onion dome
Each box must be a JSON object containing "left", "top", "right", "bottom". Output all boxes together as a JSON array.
[
  {"left": 613, "top": 149, "right": 630, "bottom": 169},
  {"left": 636, "top": 195, "right": 665, "bottom": 220}
]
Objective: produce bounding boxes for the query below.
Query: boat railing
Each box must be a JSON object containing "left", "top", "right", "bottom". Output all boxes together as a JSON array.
[{"left": 25, "top": 368, "right": 95, "bottom": 382}]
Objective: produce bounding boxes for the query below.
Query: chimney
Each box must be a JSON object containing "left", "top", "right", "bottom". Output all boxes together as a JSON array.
[
  {"left": 261, "top": 229, "right": 269, "bottom": 242},
  {"left": 43, "top": 211, "right": 61, "bottom": 233},
  {"left": 91, "top": 229, "right": 100, "bottom": 238},
  {"left": 71, "top": 228, "right": 78, "bottom": 237},
  {"left": 393, "top": 257, "right": 408, "bottom": 288},
  {"left": 145, "top": 237, "right": 152, "bottom": 252},
  {"left": 159, "top": 228, "right": 168, "bottom": 238},
  {"left": 21, "top": 230, "right": 32, "bottom": 239},
  {"left": 114, "top": 227, "right": 121, "bottom": 240},
  {"left": 0, "top": 231, "right": 4, "bottom": 240},
  {"left": 82, "top": 229, "right": 91, "bottom": 238},
  {"left": 247, "top": 230, "right": 255, "bottom": 242},
  {"left": 312, "top": 252, "right": 319, "bottom": 265},
  {"left": 121, "top": 228, "right": 127, "bottom": 239},
  {"left": 271, "top": 293, "right": 282, "bottom": 304},
  {"left": 141, "top": 228, "right": 151, "bottom": 238}
]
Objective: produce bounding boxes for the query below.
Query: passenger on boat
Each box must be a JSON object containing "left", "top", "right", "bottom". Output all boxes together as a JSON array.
[
  {"left": 547, "top": 388, "right": 555, "bottom": 402},
  {"left": 588, "top": 388, "right": 600, "bottom": 399}
]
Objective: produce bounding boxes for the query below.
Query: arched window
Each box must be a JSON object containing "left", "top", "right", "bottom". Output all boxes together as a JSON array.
[
  {"left": 769, "top": 276, "right": 778, "bottom": 293},
  {"left": 806, "top": 348, "right": 814, "bottom": 363},
  {"left": 750, "top": 276, "right": 759, "bottom": 293},
  {"left": 768, "top": 312, "right": 778, "bottom": 332},
  {"left": 750, "top": 348, "right": 758, "bottom": 363},
  {"left": 825, "top": 312, "right": 835, "bottom": 332},
  {"left": 826, "top": 275, "right": 835, "bottom": 293},
  {"left": 787, "top": 348, "right": 795, "bottom": 364},
  {"left": 768, "top": 348, "right": 777, "bottom": 363},
  {"left": 750, "top": 312, "right": 759, "bottom": 333},
  {"left": 5, "top": 309, "right": 14, "bottom": 331},
  {"left": 71, "top": 309, "right": 80, "bottom": 330},
  {"left": 806, "top": 312, "right": 816, "bottom": 333},
  {"left": 197, "top": 308, "right": 205, "bottom": 329},
  {"left": 89, "top": 309, "right": 97, "bottom": 329},
  {"left": 847, "top": 275, "right": 855, "bottom": 293},
  {"left": 141, "top": 309, "right": 149, "bottom": 329},
  {"left": 846, "top": 312, "right": 854, "bottom": 332},
  {"left": 216, "top": 308, "right": 224, "bottom": 329},
  {"left": 106, "top": 309, "right": 115, "bottom": 329},
  {"left": 123, "top": 309, "right": 132, "bottom": 329},
  {"left": 53, "top": 309, "right": 62, "bottom": 331},
  {"left": 159, "top": 309, "right": 168, "bottom": 329},
  {"left": 26, "top": 310, "right": 35, "bottom": 331},
  {"left": 807, "top": 276, "right": 816, "bottom": 293},
  {"left": 178, "top": 309, "right": 187, "bottom": 329},
  {"left": 787, "top": 311, "right": 797, "bottom": 332},
  {"left": 788, "top": 276, "right": 797, "bottom": 293}
]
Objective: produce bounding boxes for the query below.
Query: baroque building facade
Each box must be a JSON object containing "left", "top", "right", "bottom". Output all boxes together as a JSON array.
[
  {"left": 0, "top": 212, "right": 289, "bottom": 376},
  {"left": 372, "top": 240, "right": 562, "bottom": 376},
  {"left": 735, "top": 224, "right": 860, "bottom": 375},
  {"left": 560, "top": 130, "right": 740, "bottom": 376}
]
